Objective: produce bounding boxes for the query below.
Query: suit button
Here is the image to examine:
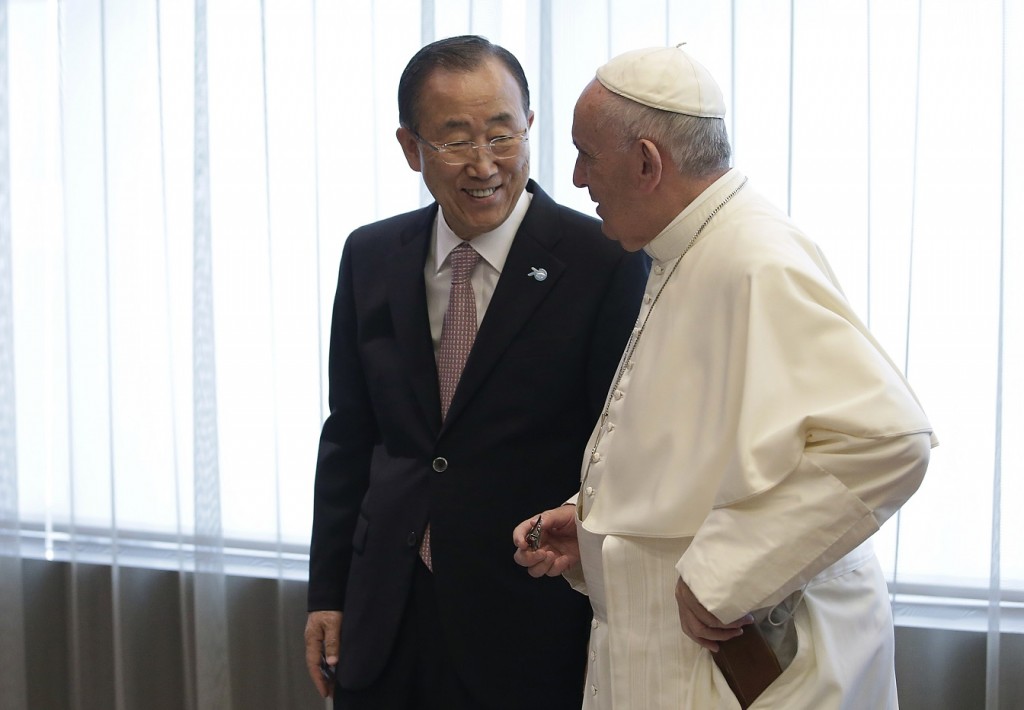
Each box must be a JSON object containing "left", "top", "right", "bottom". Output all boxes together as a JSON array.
[
  {"left": 406, "top": 532, "right": 418, "bottom": 547},
  {"left": 432, "top": 457, "right": 448, "bottom": 472}
]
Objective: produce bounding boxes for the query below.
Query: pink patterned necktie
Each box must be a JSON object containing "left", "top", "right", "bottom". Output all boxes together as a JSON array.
[
  {"left": 436, "top": 242, "right": 482, "bottom": 418},
  {"left": 421, "top": 241, "right": 482, "bottom": 571}
]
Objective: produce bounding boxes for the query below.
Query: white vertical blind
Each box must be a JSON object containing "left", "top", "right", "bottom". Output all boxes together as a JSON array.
[{"left": 0, "top": 0, "right": 29, "bottom": 704}]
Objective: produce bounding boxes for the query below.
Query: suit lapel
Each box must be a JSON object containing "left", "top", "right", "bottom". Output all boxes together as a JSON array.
[
  {"left": 442, "top": 183, "right": 565, "bottom": 430},
  {"left": 388, "top": 206, "right": 444, "bottom": 432}
]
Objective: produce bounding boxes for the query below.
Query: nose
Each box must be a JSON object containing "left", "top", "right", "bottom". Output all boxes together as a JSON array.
[
  {"left": 464, "top": 148, "right": 500, "bottom": 177},
  {"left": 572, "top": 155, "right": 587, "bottom": 188}
]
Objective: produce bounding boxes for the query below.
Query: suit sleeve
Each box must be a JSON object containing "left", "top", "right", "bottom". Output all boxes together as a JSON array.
[{"left": 307, "top": 236, "right": 378, "bottom": 612}]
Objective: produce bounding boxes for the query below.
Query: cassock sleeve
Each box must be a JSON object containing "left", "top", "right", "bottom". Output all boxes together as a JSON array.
[
  {"left": 677, "top": 430, "right": 930, "bottom": 624},
  {"left": 559, "top": 493, "right": 589, "bottom": 595},
  {"left": 676, "top": 242, "right": 934, "bottom": 624}
]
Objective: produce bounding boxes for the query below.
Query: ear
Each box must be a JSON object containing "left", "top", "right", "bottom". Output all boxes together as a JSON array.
[
  {"left": 526, "top": 110, "right": 535, "bottom": 130},
  {"left": 636, "top": 139, "right": 664, "bottom": 193},
  {"left": 396, "top": 127, "right": 423, "bottom": 173}
]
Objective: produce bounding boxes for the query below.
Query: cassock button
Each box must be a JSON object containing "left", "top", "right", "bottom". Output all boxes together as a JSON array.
[
  {"left": 585, "top": 486, "right": 595, "bottom": 496},
  {"left": 654, "top": 264, "right": 665, "bottom": 275},
  {"left": 592, "top": 619, "right": 599, "bottom": 629},
  {"left": 643, "top": 294, "right": 653, "bottom": 305},
  {"left": 613, "top": 390, "right": 623, "bottom": 400},
  {"left": 432, "top": 457, "right": 448, "bottom": 472},
  {"left": 406, "top": 532, "right": 418, "bottom": 547},
  {"left": 590, "top": 452, "right": 601, "bottom": 464}
]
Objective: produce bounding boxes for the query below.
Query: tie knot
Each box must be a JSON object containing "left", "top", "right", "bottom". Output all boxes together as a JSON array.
[{"left": 449, "top": 242, "right": 481, "bottom": 285}]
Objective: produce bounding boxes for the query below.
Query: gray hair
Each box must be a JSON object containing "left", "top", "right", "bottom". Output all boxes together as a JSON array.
[{"left": 599, "top": 89, "right": 731, "bottom": 177}]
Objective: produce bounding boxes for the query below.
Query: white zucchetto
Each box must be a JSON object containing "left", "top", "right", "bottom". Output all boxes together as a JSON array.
[{"left": 596, "top": 44, "right": 726, "bottom": 119}]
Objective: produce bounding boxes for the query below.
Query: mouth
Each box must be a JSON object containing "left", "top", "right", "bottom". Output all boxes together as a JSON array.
[{"left": 465, "top": 186, "right": 498, "bottom": 199}]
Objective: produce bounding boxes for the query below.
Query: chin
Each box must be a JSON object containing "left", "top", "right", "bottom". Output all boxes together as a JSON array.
[
  {"left": 600, "top": 223, "right": 624, "bottom": 242},
  {"left": 602, "top": 228, "right": 644, "bottom": 252}
]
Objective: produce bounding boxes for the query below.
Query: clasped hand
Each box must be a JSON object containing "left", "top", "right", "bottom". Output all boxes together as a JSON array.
[{"left": 511, "top": 504, "right": 580, "bottom": 577}]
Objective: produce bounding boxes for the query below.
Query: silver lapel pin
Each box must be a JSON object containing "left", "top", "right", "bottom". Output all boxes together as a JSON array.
[{"left": 527, "top": 267, "right": 548, "bottom": 282}]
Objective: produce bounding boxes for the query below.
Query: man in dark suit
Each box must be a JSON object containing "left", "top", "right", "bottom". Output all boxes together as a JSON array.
[{"left": 303, "top": 35, "right": 646, "bottom": 709}]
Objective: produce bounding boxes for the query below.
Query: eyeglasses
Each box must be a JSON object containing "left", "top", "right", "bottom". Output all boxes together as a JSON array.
[{"left": 409, "top": 128, "right": 529, "bottom": 165}]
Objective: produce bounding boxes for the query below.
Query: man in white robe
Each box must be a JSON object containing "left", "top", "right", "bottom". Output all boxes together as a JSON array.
[{"left": 513, "top": 45, "right": 937, "bottom": 709}]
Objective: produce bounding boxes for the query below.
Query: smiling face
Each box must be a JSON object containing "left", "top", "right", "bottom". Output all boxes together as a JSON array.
[
  {"left": 397, "top": 57, "right": 534, "bottom": 240},
  {"left": 571, "top": 81, "right": 648, "bottom": 251}
]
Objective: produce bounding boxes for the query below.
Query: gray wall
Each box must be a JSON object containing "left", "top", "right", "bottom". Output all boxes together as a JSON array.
[{"left": 15, "top": 559, "right": 1024, "bottom": 709}]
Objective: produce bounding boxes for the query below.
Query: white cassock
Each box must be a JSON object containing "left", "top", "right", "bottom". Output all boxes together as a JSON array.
[{"left": 568, "top": 169, "right": 937, "bottom": 709}]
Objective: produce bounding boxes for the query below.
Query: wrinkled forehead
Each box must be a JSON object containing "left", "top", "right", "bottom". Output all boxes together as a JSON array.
[{"left": 572, "top": 81, "right": 614, "bottom": 140}]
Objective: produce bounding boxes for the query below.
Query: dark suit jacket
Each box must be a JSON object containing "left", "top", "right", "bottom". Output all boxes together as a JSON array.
[{"left": 308, "top": 181, "right": 646, "bottom": 707}]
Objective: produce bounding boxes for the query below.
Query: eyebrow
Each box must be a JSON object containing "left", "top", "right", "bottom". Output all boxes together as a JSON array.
[{"left": 572, "top": 139, "right": 596, "bottom": 158}]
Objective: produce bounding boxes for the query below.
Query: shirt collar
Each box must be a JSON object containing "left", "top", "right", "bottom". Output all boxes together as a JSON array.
[
  {"left": 643, "top": 168, "right": 746, "bottom": 263},
  {"left": 434, "top": 189, "right": 533, "bottom": 273}
]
